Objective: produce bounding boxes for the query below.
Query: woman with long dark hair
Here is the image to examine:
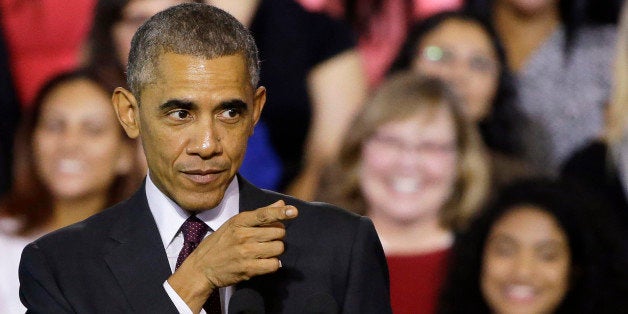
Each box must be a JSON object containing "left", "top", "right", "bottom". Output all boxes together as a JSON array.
[{"left": 0, "top": 69, "right": 143, "bottom": 312}]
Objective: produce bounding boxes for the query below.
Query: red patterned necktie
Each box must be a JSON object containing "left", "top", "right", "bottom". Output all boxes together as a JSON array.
[{"left": 176, "top": 215, "right": 221, "bottom": 314}]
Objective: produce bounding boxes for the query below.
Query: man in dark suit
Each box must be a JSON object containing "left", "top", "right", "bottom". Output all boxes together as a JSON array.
[{"left": 18, "top": 3, "right": 391, "bottom": 313}]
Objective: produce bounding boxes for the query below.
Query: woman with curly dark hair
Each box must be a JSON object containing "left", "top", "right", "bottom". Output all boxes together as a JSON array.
[{"left": 438, "top": 179, "right": 628, "bottom": 314}]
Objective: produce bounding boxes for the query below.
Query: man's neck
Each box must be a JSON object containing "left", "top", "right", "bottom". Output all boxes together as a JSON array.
[{"left": 145, "top": 173, "right": 240, "bottom": 249}]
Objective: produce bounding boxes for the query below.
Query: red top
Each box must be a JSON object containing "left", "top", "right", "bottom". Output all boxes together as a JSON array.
[
  {"left": 386, "top": 248, "right": 450, "bottom": 314},
  {"left": 1, "top": 0, "right": 95, "bottom": 107}
]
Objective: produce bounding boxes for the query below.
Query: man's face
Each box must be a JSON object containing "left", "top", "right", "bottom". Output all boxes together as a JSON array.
[{"left": 114, "top": 53, "right": 265, "bottom": 211}]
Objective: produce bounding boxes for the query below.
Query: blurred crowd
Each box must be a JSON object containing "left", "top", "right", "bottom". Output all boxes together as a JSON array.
[{"left": 1, "top": 0, "right": 627, "bottom": 313}]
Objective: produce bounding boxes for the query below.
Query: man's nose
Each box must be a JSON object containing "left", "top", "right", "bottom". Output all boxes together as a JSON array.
[{"left": 185, "top": 124, "right": 222, "bottom": 158}]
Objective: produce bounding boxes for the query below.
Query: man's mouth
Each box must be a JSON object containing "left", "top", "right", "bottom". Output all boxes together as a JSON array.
[{"left": 181, "top": 169, "right": 225, "bottom": 184}]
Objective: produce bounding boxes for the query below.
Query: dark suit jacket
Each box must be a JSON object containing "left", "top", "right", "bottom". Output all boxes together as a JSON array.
[{"left": 19, "top": 177, "right": 392, "bottom": 313}]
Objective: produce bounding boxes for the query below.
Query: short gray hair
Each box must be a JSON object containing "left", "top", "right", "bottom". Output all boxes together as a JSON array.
[{"left": 126, "top": 3, "right": 260, "bottom": 97}]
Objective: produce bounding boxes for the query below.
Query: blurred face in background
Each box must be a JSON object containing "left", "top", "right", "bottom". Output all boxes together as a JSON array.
[
  {"left": 112, "top": 0, "right": 190, "bottom": 68},
  {"left": 33, "top": 79, "right": 131, "bottom": 201},
  {"left": 413, "top": 19, "right": 500, "bottom": 122},
  {"left": 360, "top": 105, "right": 458, "bottom": 225},
  {"left": 481, "top": 206, "right": 570, "bottom": 314}
]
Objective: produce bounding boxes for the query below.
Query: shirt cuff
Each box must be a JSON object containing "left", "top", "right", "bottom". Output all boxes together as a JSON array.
[{"left": 163, "top": 280, "right": 207, "bottom": 314}]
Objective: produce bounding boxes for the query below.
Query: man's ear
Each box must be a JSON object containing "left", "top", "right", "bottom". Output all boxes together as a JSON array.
[
  {"left": 112, "top": 87, "right": 141, "bottom": 139},
  {"left": 251, "top": 86, "right": 266, "bottom": 134}
]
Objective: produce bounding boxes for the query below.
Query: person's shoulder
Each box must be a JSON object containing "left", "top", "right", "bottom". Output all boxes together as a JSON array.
[
  {"left": 262, "top": 187, "right": 362, "bottom": 222},
  {"left": 262, "top": 189, "right": 376, "bottom": 246},
  {"left": 256, "top": 189, "right": 380, "bottom": 261},
  {"left": 242, "top": 177, "right": 374, "bottom": 240},
  {"left": 29, "top": 196, "right": 134, "bottom": 252}
]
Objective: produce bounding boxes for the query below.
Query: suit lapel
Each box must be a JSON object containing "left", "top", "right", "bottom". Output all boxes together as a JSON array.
[
  {"left": 237, "top": 175, "right": 301, "bottom": 275},
  {"left": 103, "top": 185, "right": 178, "bottom": 312},
  {"left": 238, "top": 174, "right": 280, "bottom": 214}
]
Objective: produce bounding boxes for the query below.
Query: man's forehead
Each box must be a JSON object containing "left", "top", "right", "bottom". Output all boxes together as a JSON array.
[
  {"left": 139, "top": 52, "right": 252, "bottom": 97},
  {"left": 155, "top": 52, "right": 248, "bottom": 72}
]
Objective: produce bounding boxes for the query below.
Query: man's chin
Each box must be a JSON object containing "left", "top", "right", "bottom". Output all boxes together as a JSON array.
[
  {"left": 177, "top": 197, "right": 222, "bottom": 212},
  {"left": 170, "top": 173, "right": 235, "bottom": 209},
  {"left": 174, "top": 187, "right": 226, "bottom": 212}
]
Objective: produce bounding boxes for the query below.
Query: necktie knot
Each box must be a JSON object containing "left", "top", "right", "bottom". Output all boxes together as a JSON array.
[{"left": 181, "top": 215, "right": 209, "bottom": 245}]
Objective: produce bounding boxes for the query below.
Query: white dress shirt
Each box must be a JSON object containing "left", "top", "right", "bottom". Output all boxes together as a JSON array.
[{"left": 146, "top": 173, "right": 240, "bottom": 314}]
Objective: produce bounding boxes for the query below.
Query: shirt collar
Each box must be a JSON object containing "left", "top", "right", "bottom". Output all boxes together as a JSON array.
[{"left": 145, "top": 171, "right": 240, "bottom": 249}]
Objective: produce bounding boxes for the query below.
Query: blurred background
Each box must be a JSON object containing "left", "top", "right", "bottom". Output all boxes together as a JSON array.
[{"left": 1, "top": 0, "right": 627, "bottom": 313}]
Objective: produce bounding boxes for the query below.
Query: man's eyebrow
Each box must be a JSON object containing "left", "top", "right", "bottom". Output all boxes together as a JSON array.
[
  {"left": 159, "top": 99, "right": 196, "bottom": 112},
  {"left": 216, "top": 99, "right": 248, "bottom": 111}
]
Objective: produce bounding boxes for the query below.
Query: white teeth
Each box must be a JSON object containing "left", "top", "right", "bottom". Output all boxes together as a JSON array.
[
  {"left": 506, "top": 285, "right": 535, "bottom": 301},
  {"left": 58, "top": 159, "right": 84, "bottom": 174},
  {"left": 392, "top": 177, "right": 420, "bottom": 193}
]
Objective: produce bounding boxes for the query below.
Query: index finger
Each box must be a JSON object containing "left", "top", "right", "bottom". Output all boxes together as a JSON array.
[{"left": 235, "top": 201, "right": 298, "bottom": 227}]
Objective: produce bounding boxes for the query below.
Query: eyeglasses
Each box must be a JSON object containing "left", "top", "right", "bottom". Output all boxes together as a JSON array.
[
  {"left": 420, "top": 45, "right": 499, "bottom": 75},
  {"left": 367, "top": 133, "right": 456, "bottom": 159}
]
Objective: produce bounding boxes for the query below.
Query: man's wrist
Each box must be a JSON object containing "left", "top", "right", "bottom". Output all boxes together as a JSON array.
[
  {"left": 163, "top": 280, "right": 195, "bottom": 314},
  {"left": 168, "top": 264, "right": 215, "bottom": 312}
]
